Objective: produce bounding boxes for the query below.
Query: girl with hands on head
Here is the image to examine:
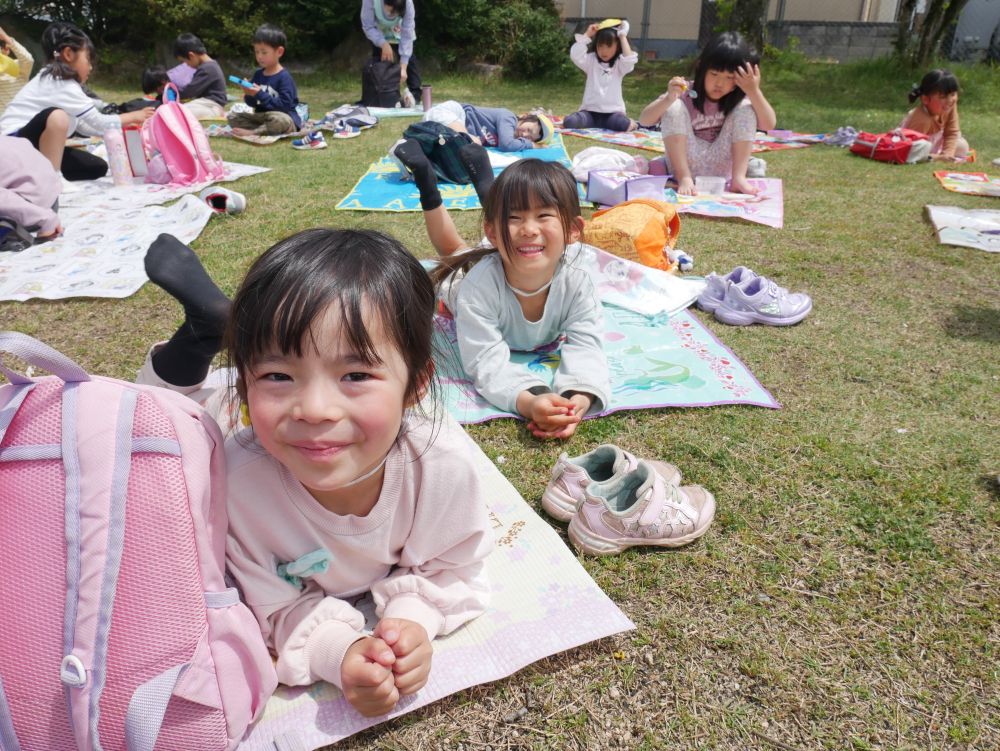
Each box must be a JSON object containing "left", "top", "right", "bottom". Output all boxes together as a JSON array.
[
  {"left": 638, "top": 31, "right": 775, "bottom": 196},
  {"left": 563, "top": 18, "right": 639, "bottom": 133}
]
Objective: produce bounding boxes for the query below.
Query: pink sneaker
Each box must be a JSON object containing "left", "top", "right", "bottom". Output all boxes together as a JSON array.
[
  {"left": 567, "top": 461, "right": 715, "bottom": 555},
  {"left": 541, "top": 445, "right": 681, "bottom": 522}
]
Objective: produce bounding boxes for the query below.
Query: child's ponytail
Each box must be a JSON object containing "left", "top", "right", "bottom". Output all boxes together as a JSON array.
[
  {"left": 40, "top": 21, "right": 95, "bottom": 82},
  {"left": 910, "top": 69, "right": 960, "bottom": 104}
]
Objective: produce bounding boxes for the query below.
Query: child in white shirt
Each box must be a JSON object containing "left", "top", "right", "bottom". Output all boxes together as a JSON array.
[{"left": 563, "top": 20, "right": 639, "bottom": 132}]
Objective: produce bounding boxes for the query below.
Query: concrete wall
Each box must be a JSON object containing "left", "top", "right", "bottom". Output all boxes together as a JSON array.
[
  {"left": 766, "top": 0, "right": 900, "bottom": 22},
  {"left": 766, "top": 20, "right": 899, "bottom": 60},
  {"left": 556, "top": 0, "right": 701, "bottom": 58}
]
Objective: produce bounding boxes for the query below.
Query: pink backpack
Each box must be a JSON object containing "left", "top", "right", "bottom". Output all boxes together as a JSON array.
[
  {"left": 143, "top": 83, "right": 226, "bottom": 186},
  {"left": 0, "top": 332, "right": 277, "bottom": 751}
]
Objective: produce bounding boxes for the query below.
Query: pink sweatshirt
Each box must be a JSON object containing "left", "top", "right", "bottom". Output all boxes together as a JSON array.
[
  {"left": 0, "top": 135, "right": 60, "bottom": 234},
  {"left": 224, "top": 415, "right": 494, "bottom": 689}
]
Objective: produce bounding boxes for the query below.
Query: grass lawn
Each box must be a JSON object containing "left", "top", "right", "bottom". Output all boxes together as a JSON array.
[{"left": 3, "top": 56, "right": 998, "bottom": 749}]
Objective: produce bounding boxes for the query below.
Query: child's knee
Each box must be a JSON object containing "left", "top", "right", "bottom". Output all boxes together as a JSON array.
[{"left": 46, "top": 109, "right": 71, "bottom": 137}]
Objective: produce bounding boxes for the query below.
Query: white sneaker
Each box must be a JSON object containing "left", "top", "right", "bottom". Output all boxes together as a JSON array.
[
  {"left": 198, "top": 186, "right": 246, "bottom": 215},
  {"left": 387, "top": 138, "right": 413, "bottom": 181},
  {"left": 696, "top": 266, "right": 757, "bottom": 313}
]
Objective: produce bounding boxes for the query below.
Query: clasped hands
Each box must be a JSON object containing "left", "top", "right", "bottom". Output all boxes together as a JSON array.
[{"left": 340, "top": 618, "right": 432, "bottom": 717}]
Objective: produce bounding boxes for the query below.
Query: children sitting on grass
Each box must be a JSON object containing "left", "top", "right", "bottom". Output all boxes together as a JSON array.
[
  {"left": 174, "top": 32, "right": 227, "bottom": 120},
  {"left": 0, "top": 22, "right": 152, "bottom": 181},
  {"left": 638, "top": 31, "right": 775, "bottom": 196},
  {"left": 421, "top": 99, "right": 554, "bottom": 152},
  {"left": 899, "top": 69, "right": 970, "bottom": 162},
  {"left": 0, "top": 25, "right": 33, "bottom": 112},
  {"left": 116, "top": 65, "right": 169, "bottom": 113},
  {"left": 564, "top": 19, "right": 638, "bottom": 133},
  {"left": 228, "top": 24, "right": 301, "bottom": 137}
]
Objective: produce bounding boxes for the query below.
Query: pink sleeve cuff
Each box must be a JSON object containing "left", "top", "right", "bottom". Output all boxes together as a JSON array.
[
  {"left": 297, "top": 620, "right": 366, "bottom": 689},
  {"left": 381, "top": 593, "right": 445, "bottom": 641}
]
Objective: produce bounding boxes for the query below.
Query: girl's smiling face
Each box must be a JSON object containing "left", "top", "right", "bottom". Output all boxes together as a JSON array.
[
  {"left": 922, "top": 90, "right": 958, "bottom": 117},
  {"left": 245, "top": 302, "right": 412, "bottom": 513},
  {"left": 486, "top": 203, "right": 583, "bottom": 290},
  {"left": 704, "top": 68, "right": 738, "bottom": 101}
]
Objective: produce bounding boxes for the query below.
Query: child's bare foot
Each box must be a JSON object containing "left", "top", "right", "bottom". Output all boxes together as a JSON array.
[
  {"left": 626, "top": 119, "right": 638, "bottom": 132},
  {"left": 729, "top": 176, "right": 760, "bottom": 195},
  {"left": 677, "top": 177, "right": 696, "bottom": 196}
]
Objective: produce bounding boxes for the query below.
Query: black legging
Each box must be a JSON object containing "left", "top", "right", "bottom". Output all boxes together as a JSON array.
[{"left": 16, "top": 107, "right": 109, "bottom": 181}]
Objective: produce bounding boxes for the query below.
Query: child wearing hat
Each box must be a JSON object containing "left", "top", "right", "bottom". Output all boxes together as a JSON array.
[{"left": 421, "top": 99, "right": 553, "bottom": 152}]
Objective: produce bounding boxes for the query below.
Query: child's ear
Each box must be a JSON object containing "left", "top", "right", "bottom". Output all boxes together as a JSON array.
[
  {"left": 407, "top": 361, "right": 436, "bottom": 407},
  {"left": 483, "top": 220, "right": 497, "bottom": 247},
  {"left": 567, "top": 216, "right": 585, "bottom": 244},
  {"left": 276, "top": 46, "right": 285, "bottom": 58}
]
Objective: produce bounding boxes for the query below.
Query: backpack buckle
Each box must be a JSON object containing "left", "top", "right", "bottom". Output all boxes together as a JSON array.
[{"left": 60, "top": 654, "right": 88, "bottom": 688}]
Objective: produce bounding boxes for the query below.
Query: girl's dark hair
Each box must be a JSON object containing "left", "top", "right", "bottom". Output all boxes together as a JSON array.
[
  {"left": 173, "top": 33, "right": 207, "bottom": 58},
  {"left": 909, "top": 69, "right": 960, "bottom": 103},
  {"left": 227, "top": 229, "right": 436, "bottom": 411},
  {"left": 385, "top": 0, "right": 407, "bottom": 16},
  {"left": 40, "top": 21, "right": 95, "bottom": 82},
  {"left": 692, "top": 31, "right": 758, "bottom": 116},
  {"left": 431, "top": 160, "right": 582, "bottom": 285},
  {"left": 142, "top": 65, "right": 169, "bottom": 95},
  {"left": 587, "top": 27, "right": 622, "bottom": 66},
  {"left": 515, "top": 113, "right": 544, "bottom": 142},
  {"left": 253, "top": 23, "right": 287, "bottom": 49}
]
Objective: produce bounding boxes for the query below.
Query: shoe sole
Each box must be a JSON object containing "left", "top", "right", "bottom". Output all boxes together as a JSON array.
[
  {"left": 696, "top": 297, "right": 723, "bottom": 314},
  {"left": 542, "top": 460, "right": 683, "bottom": 523},
  {"left": 292, "top": 143, "right": 327, "bottom": 150},
  {"left": 567, "top": 488, "right": 715, "bottom": 556},
  {"left": 713, "top": 298, "right": 812, "bottom": 326}
]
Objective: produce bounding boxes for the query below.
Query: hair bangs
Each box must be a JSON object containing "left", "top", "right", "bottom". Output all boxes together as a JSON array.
[{"left": 485, "top": 160, "right": 581, "bottom": 254}]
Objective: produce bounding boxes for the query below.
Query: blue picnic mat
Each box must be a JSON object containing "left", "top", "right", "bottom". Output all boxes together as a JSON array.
[
  {"left": 433, "top": 307, "right": 780, "bottom": 424},
  {"left": 335, "top": 133, "right": 585, "bottom": 211}
]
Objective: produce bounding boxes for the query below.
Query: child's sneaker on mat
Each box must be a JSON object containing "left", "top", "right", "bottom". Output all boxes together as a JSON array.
[
  {"left": 696, "top": 266, "right": 757, "bottom": 313},
  {"left": 292, "top": 131, "right": 327, "bottom": 150},
  {"left": 542, "top": 445, "right": 681, "bottom": 522},
  {"left": 198, "top": 186, "right": 246, "bottom": 215},
  {"left": 714, "top": 275, "right": 812, "bottom": 326},
  {"left": 567, "top": 461, "right": 715, "bottom": 555}
]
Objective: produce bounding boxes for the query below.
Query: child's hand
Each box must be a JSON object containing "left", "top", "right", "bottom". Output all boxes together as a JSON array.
[
  {"left": 121, "top": 108, "right": 155, "bottom": 126},
  {"left": 585, "top": 23, "right": 599, "bottom": 38},
  {"left": 734, "top": 63, "right": 761, "bottom": 95},
  {"left": 617, "top": 20, "right": 630, "bottom": 38},
  {"left": 36, "top": 223, "right": 63, "bottom": 242},
  {"left": 528, "top": 393, "right": 591, "bottom": 440},
  {"left": 381, "top": 42, "right": 395, "bottom": 62},
  {"left": 522, "top": 393, "right": 583, "bottom": 439},
  {"left": 242, "top": 83, "right": 261, "bottom": 96},
  {"left": 667, "top": 76, "right": 688, "bottom": 99},
  {"left": 374, "top": 618, "right": 433, "bottom": 695},
  {"left": 340, "top": 636, "right": 399, "bottom": 717}
]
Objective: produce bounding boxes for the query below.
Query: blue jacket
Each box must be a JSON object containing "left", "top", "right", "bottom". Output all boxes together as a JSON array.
[{"left": 244, "top": 68, "right": 301, "bottom": 129}]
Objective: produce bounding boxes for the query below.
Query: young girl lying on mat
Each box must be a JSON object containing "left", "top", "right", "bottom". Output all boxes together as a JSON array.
[
  {"left": 0, "top": 22, "right": 153, "bottom": 181},
  {"left": 564, "top": 19, "right": 638, "bottom": 133},
  {"left": 638, "top": 31, "right": 775, "bottom": 196},
  {"left": 136, "top": 230, "right": 493, "bottom": 717},
  {"left": 899, "top": 69, "right": 970, "bottom": 162},
  {"left": 418, "top": 157, "right": 611, "bottom": 440}
]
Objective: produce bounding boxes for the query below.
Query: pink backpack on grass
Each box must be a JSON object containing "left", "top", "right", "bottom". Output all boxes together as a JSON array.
[
  {"left": 143, "top": 83, "right": 226, "bottom": 186},
  {"left": 0, "top": 332, "right": 277, "bottom": 751}
]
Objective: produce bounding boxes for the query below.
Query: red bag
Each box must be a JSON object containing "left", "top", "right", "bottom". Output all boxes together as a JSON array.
[{"left": 849, "top": 128, "right": 931, "bottom": 164}]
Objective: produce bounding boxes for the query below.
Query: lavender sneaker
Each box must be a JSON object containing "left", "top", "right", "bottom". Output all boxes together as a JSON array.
[
  {"left": 696, "top": 266, "right": 757, "bottom": 313},
  {"left": 542, "top": 445, "right": 681, "bottom": 522},
  {"left": 714, "top": 275, "right": 812, "bottom": 326},
  {"left": 567, "top": 461, "right": 715, "bottom": 556}
]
